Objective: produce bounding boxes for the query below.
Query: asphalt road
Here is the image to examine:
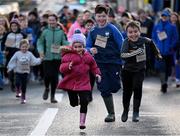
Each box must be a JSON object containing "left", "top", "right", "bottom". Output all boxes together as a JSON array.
[{"left": 0, "top": 77, "right": 180, "bottom": 136}]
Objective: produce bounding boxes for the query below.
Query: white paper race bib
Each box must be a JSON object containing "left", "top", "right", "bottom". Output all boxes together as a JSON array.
[
  {"left": 136, "top": 44, "right": 146, "bottom": 62},
  {"left": 157, "top": 31, "right": 167, "bottom": 41},
  {"left": 95, "top": 35, "right": 107, "bottom": 48},
  {"left": 20, "top": 57, "right": 30, "bottom": 72},
  {"left": 27, "top": 34, "right": 33, "bottom": 41},
  {"left": 21, "top": 64, "right": 30, "bottom": 72},
  {"left": 141, "top": 27, "right": 148, "bottom": 34},
  {"left": 51, "top": 44, "right": 60, "bottom": 53}
]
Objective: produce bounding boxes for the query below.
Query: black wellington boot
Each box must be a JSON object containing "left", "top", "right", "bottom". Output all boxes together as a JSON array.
[{"left": 103, "top": 95, "right": 115, "bottom": 122}]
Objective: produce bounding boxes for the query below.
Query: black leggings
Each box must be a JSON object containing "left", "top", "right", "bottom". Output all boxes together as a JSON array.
[
  {"left": 67, "top": 91, "right": 90, "bottom": 113},
  {"left": 43, "top": 60, "right": 60, "bottom": 97},
  {"left": 15, "top": 73, "right": 28, "bottom": 94}
]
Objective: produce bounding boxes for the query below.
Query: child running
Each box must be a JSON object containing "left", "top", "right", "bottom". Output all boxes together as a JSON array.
[
  {"left": 57, "top": 32, "right": 101, "bottom": 129},
  {"left": 7, "top": 39, "right": 42, "bottom": 104},
  {"left": 121, "top": 21, "right": 162, "bottom": 122}
]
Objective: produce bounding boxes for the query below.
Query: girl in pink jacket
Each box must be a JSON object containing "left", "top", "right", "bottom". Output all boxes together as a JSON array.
[{"left": 57, "top": 32, "right": 101, "bottom": 129}]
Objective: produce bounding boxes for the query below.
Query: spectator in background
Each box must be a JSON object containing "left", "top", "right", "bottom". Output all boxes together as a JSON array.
[
  {"left": 152, "top": 10, "right": 178, "bottom": 93},
  {"left": 28, "top": 10, "right": 41, "bottom": 46},
  {"left": 67, "top": 13, "right": 86, "bottom": 42},
  {"left": 84, "top": 18, "right": 95, "bottom": 37},
  {"left": 120, "top": 11, "right": 133, "bottom": 38},
  {"left": 108, "top": 7, "right": 123, "bottom": 32},
  {"left": 83, "top": 10, "right": 92, "bottom": 23},
  {"left": 0, "top": 25, "right": 6, "bottom": 80},
  {"left": 0, "top": 16, "right": 9, "bottom": 33},
  {"left": 170, "top": 12, "right": 180, "bottom": 87},
  {"left": 138, "top": 9, "right": 155, "bottom": 76}
]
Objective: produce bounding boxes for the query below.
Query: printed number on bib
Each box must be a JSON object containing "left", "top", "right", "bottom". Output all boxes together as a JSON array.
[
  {"left": 51, "top": 44, "right": 60, "bottom": 53},
  {"left": 158, "top": 31, "right": 167, "bottom": 41},
  {"left": 95, "top": 35, "right": 107, "bottom": 48}
]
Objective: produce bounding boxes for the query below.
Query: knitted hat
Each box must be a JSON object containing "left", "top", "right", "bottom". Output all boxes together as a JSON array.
[{"left": 72, "top": 30, "right": 86, "bottom": 46}]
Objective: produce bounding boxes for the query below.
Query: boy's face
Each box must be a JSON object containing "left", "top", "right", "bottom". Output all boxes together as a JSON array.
[
  {"left": 127, "top": 26, "right": 140, "bottom": 42},
  {"left": 73, "top": 42, "right": 84, "bottom": 55},
  {"left": 95, "top": 12, "right": 107, "bottom": 27},
  {"left": 20, "top": 43, "right": 29, "bottom": 53}
]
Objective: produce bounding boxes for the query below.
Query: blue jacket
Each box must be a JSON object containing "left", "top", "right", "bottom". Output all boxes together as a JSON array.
[
  {"left": 86, "top": 23, "right": 124, "bottom": 64},
  {"left": 152, "top": 20, "right": 178, "bottom": 56}
]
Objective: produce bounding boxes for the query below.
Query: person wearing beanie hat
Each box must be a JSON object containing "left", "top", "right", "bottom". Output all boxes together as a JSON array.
[
  {"left": 2, "top": 17, "right": 27, "bottom": 92},
  {"left": 58, "top": 32, "right": 101, "bottom": 130},
  {"left": 71, "top": 30, "right": 86, "bottom": 46}
]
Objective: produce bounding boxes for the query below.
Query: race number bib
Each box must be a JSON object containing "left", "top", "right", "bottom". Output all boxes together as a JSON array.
[
  {"left": 136, "top": 44, "right": 146, "bottom": 62},
  {"left": 21, "top": 64, "right": 30, "bottom": 72},
  {"left": 20, "top": 57, "right": 30, "bottom": 72},
  {"left": 157, "top": 31, "right": 167, "bottom": 41},
  {"left": 51, "top": 44, "right": 60, "bottom": 53},
  {"left": 141, "top": 27, "right": 148, "bottom": 34},
  {"left": 27, "top": 34, "right": 33, "bottom": 41},
  {"left": 95, "top": 35, "right": 107, "bottom": 48}
]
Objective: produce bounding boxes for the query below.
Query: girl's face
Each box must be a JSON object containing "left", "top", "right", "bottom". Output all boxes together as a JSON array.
[
  {"left": 20, "top": 43, "right": 29, "bottom": 53},
  {"left": 127, "top": 26, "right": 140, "bottom": 42},
  {"left": 11, "top": 23, "right": 18, "bottom": 32},
  {"left": 77, "top": 14, "right": 84, "bottom": 26},
  {"left": 73, "top": 42, "right": 84, "bottom": 55},
  {"left": 95, "top": 12, "right": 107, "bottom": 27},
  {"left": 48, "top": 16, "right": 57, "bottom": 28}
]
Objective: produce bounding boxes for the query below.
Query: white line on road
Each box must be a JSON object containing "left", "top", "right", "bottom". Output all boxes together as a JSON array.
[{"left": 29, "top": 108, "right": 58, "bottom": 136}]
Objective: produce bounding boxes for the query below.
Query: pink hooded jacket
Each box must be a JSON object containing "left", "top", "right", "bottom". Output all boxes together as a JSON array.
[{"left": 57, "top": 46, "right": 101, "bottom": 91}]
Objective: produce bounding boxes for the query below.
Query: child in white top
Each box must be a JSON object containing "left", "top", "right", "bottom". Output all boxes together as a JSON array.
[{"left": 7, "top": 39, "right": 42, "bottom": 104}]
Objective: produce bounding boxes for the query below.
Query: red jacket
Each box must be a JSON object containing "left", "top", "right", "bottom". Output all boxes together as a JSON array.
[{"left": 57, "top": 47, "right": 101, "bottom": 91}]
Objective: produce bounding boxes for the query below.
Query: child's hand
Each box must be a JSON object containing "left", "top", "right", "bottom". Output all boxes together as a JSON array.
[
  {"left": 90, "top": 48, "right": 98, "bottom": 55},
  {"left": 95, "top": 74, "right": 101, "bottom": 83},
  {"left": 69, "top": 61, "right": 73, "bottom": 70},
  {"left": 39, "top": 53, "right": 44, "bottom": 58}
]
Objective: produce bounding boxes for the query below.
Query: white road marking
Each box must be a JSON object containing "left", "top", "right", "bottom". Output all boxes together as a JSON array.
[{"left": 29, "top": 108, "right": 58, "bottom": 136}]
